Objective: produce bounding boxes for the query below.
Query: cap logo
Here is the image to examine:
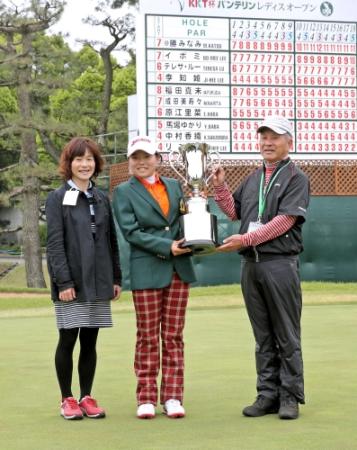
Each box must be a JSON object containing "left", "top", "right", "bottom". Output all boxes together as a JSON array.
[{"left": 131, "top": 137, "right": 151, "bottom": 146}]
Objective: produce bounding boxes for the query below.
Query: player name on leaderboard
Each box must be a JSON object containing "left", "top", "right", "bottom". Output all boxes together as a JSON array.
[{"left": 146, "top": 16, "right": 357, "bottom": 156}]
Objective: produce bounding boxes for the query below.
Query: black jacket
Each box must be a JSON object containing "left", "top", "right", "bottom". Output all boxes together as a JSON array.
[
  {"left": 46, "top": 182, "right": 121, "bottom": 302},
  {"left": 233, "top": 158, "right": 310, "bottom": 257}
]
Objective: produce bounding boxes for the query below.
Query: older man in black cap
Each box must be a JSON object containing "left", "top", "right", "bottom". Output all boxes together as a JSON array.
[{"left": 211, "top": 116, "right": 310, "bottom": 420}]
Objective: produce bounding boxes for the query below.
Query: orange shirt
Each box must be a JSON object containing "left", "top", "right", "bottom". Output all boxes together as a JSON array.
[{"left": 138, "top": 175, "right": 170, "bottom": 217}]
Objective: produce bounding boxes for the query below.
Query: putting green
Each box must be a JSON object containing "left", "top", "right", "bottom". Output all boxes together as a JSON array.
[{"left": 0, "top": 303, "right": 356, "bottom": 450}]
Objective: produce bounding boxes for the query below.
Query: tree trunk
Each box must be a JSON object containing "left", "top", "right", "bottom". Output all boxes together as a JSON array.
[
  {"left": 18, "top": 33, "right": 46, "bottom": 288},
  {"left": 97, "top": 47, "right": 113, "bottom": 143},
  {"left": 38, "top": 130, "right": 61, "bottom": 163}
]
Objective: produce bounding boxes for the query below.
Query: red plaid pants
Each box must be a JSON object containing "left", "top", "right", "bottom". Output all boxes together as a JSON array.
[{"left": 132, "top": 273, "right": 189, "bottom": 406}]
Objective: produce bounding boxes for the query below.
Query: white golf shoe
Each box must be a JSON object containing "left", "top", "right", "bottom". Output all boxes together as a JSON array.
[
  {"left": 164, "top": 399, "right": 185, "bottom": 418},
  {"left": 137, "top": 403, "right": 155, "bottom": 419}
]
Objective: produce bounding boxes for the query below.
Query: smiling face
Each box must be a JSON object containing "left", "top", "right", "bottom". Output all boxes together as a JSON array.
[
  {"left": 70, "top": 148, "right": 96, "bottom": 186},
  {"left": 128, "top": 150, "right": 160, "bottom": 178},
  {"left": 258, "top": 129, "right": 293, "bottom": 163}
]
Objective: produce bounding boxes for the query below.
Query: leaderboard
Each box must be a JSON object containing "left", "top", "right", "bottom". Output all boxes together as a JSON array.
[{"left": 145, "top": 15, "right": 357, "bottom": 155}]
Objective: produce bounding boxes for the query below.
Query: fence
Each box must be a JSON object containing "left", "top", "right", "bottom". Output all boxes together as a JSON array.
[
  {"left": 109, "top": 159, "right": 357, "bottom": 286},
  {"left": 110, "top": 159, "right": 357, "bottom": 196}
]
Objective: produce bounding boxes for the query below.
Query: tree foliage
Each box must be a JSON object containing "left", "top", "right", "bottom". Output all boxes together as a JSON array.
[
  {"left": 0, "top": 0, "right": 137, "bottom": 286},
  {"left": 0, "top": 0, "right": 66, "bottom": 287},
  {"left": 81, "top": 0, "right": 136, "bottom": 138}
]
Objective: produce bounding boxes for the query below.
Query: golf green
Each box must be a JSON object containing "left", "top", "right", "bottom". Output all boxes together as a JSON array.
[{"left": 1, "top": 303, "right": 356, "bottom": 450}]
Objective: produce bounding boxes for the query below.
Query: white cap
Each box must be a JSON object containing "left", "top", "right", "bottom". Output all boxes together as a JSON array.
[
  {"left": 257, "top": 116, "right": 293, "bottom": 136},
  {"left": 127, "top": 135, "right": 158, "bottom": 157}
]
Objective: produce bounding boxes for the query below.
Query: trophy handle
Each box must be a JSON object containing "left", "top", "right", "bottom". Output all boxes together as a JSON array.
[
  {"left": 204, "top": 149, "right": 221, "bottom": 186},
  {"left": 168, "top": 150, "right": 188, "bottom": 185}
]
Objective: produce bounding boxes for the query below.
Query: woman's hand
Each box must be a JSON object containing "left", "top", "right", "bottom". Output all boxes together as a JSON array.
[
  {"left": 112, "top": 284, "right": 121, "bottom": 301},
  {"left": 59, "top": 287, "right": 76, "bottom": 302},
  {"left": 171, "top": 238, "right": 192, "bottom": 256}
]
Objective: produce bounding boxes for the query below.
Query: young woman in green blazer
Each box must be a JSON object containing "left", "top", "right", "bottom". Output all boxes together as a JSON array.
[{"left": 112, "top": 136, "right": 196, "bottom": 419}]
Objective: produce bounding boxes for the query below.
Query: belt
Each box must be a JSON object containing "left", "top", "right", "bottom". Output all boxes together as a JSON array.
[{"left": 243, "top": 253, "right": 298, "bottom": 262}]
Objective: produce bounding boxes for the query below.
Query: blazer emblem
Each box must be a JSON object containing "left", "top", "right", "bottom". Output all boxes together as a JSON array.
[{"left": 179, "top": 198, "right": 188, "bottom": 215}]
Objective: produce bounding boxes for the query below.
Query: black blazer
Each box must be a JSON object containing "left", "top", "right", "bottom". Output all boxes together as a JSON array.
[{"left": 46, "top": 182, "right": 121, "bottom": 302}]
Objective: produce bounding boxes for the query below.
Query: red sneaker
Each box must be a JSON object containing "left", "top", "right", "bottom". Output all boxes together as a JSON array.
[
  {"left": 60, "top": 397, "right": 83, "bottom": 420},
  {"left": 79, "top": 396, "right": 106, "bottom": 418}
]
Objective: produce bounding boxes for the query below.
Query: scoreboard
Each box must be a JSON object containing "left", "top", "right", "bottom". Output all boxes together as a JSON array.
[{"left": 137, "top": 1, "right": 357, "bottom": 158}]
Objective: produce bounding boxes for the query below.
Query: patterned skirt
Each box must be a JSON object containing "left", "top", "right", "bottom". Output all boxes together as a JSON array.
[{"left": 54, "top": 299, "right": 113, "bottom": 329}]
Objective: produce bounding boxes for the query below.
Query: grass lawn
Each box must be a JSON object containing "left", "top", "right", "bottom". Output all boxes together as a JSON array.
[
  {"left": 1, "top": 287, "right": 357, "bottom": 450},
  {"left": 2, "top": 263, "right": 357, "bottom": 313}
]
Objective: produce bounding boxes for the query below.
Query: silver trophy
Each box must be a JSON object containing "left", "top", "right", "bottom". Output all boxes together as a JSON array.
[{"left": 169, "top": 143, "right": 220, "bottom": 255}]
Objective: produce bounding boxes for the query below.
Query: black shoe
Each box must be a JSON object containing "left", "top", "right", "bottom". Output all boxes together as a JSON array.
[
  {"left": 279, "top": 393, "right": 299, "bottom": 420},
  {"left": 242, "top": 395, "right": 279, "bottom": 417}
]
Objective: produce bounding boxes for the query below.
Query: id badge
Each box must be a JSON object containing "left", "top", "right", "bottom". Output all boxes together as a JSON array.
[
  {"left": 247, "top": 221, "right": 263, "bottom": 233},
  {"left": 62, "top": 189, "right": 79, "bottom": 206}
]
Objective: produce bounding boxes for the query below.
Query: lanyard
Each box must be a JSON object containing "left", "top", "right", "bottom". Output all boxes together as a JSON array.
[{"left": 258, "top": 161, "right": 291, "bottom": 221}]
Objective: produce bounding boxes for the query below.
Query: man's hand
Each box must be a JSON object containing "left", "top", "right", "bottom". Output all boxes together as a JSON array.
[
  {"left": 211, "top": 165, "right": 226, "bottom": 186},
  {"left": 217, "top": 234, "right": 243, "bottom": 252}
]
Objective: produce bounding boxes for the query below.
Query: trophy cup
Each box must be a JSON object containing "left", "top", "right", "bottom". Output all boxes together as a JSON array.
[{"left": 169, "top": 143, "right": 220, "bottom": 255}]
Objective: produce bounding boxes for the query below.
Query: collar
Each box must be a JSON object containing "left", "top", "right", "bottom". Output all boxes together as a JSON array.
[
  {"left": 263, "top": 157, "right": 291, "bottom": 171},
  {"left": 67, "top": 179, "right": 93, "bottom": 192},
  {"left": 66, "top": 180, "right": 97, "bottom": 201},
  {"left": 136, "top": 173, "right": 162, "bottom": 188},
  {"left": 264, "top": 161, "right": 279, "bottom": 169}
]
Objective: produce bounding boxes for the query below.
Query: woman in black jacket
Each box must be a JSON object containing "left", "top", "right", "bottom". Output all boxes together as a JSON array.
[{"left": 46, "top": 137, "right": 121, "bottom": 420}]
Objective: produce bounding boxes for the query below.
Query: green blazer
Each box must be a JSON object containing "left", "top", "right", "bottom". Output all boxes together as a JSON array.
[{"left": 112, "top": 176, "right": 196, "bottom": 290}]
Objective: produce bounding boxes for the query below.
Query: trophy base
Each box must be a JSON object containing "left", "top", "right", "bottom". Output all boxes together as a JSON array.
[
  {"left": 180, "top": 239, "right": 217, "bottom": 256},
  {"left": 179, "top": 210, "right": 219, "bottom": 256}
]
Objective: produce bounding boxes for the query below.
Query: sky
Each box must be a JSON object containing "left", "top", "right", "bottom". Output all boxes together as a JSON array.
[
  {"left": 51, "top": 0, "right": 136, "bottom": 64},
  {"left": 3, "top": 0, "right": 136, "bottom": 62},
  {"left": 50, "top": 0, "right": 112, "bottom": 49}
]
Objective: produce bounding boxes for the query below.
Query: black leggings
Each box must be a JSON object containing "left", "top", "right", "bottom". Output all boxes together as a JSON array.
[{"left": 55, "top": 327, "right": 99, "bottom": 400}]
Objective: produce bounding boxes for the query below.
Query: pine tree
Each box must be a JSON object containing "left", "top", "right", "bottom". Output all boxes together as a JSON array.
[{"left": 0, "top": 0, "right": 65, "bottom": 287}]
